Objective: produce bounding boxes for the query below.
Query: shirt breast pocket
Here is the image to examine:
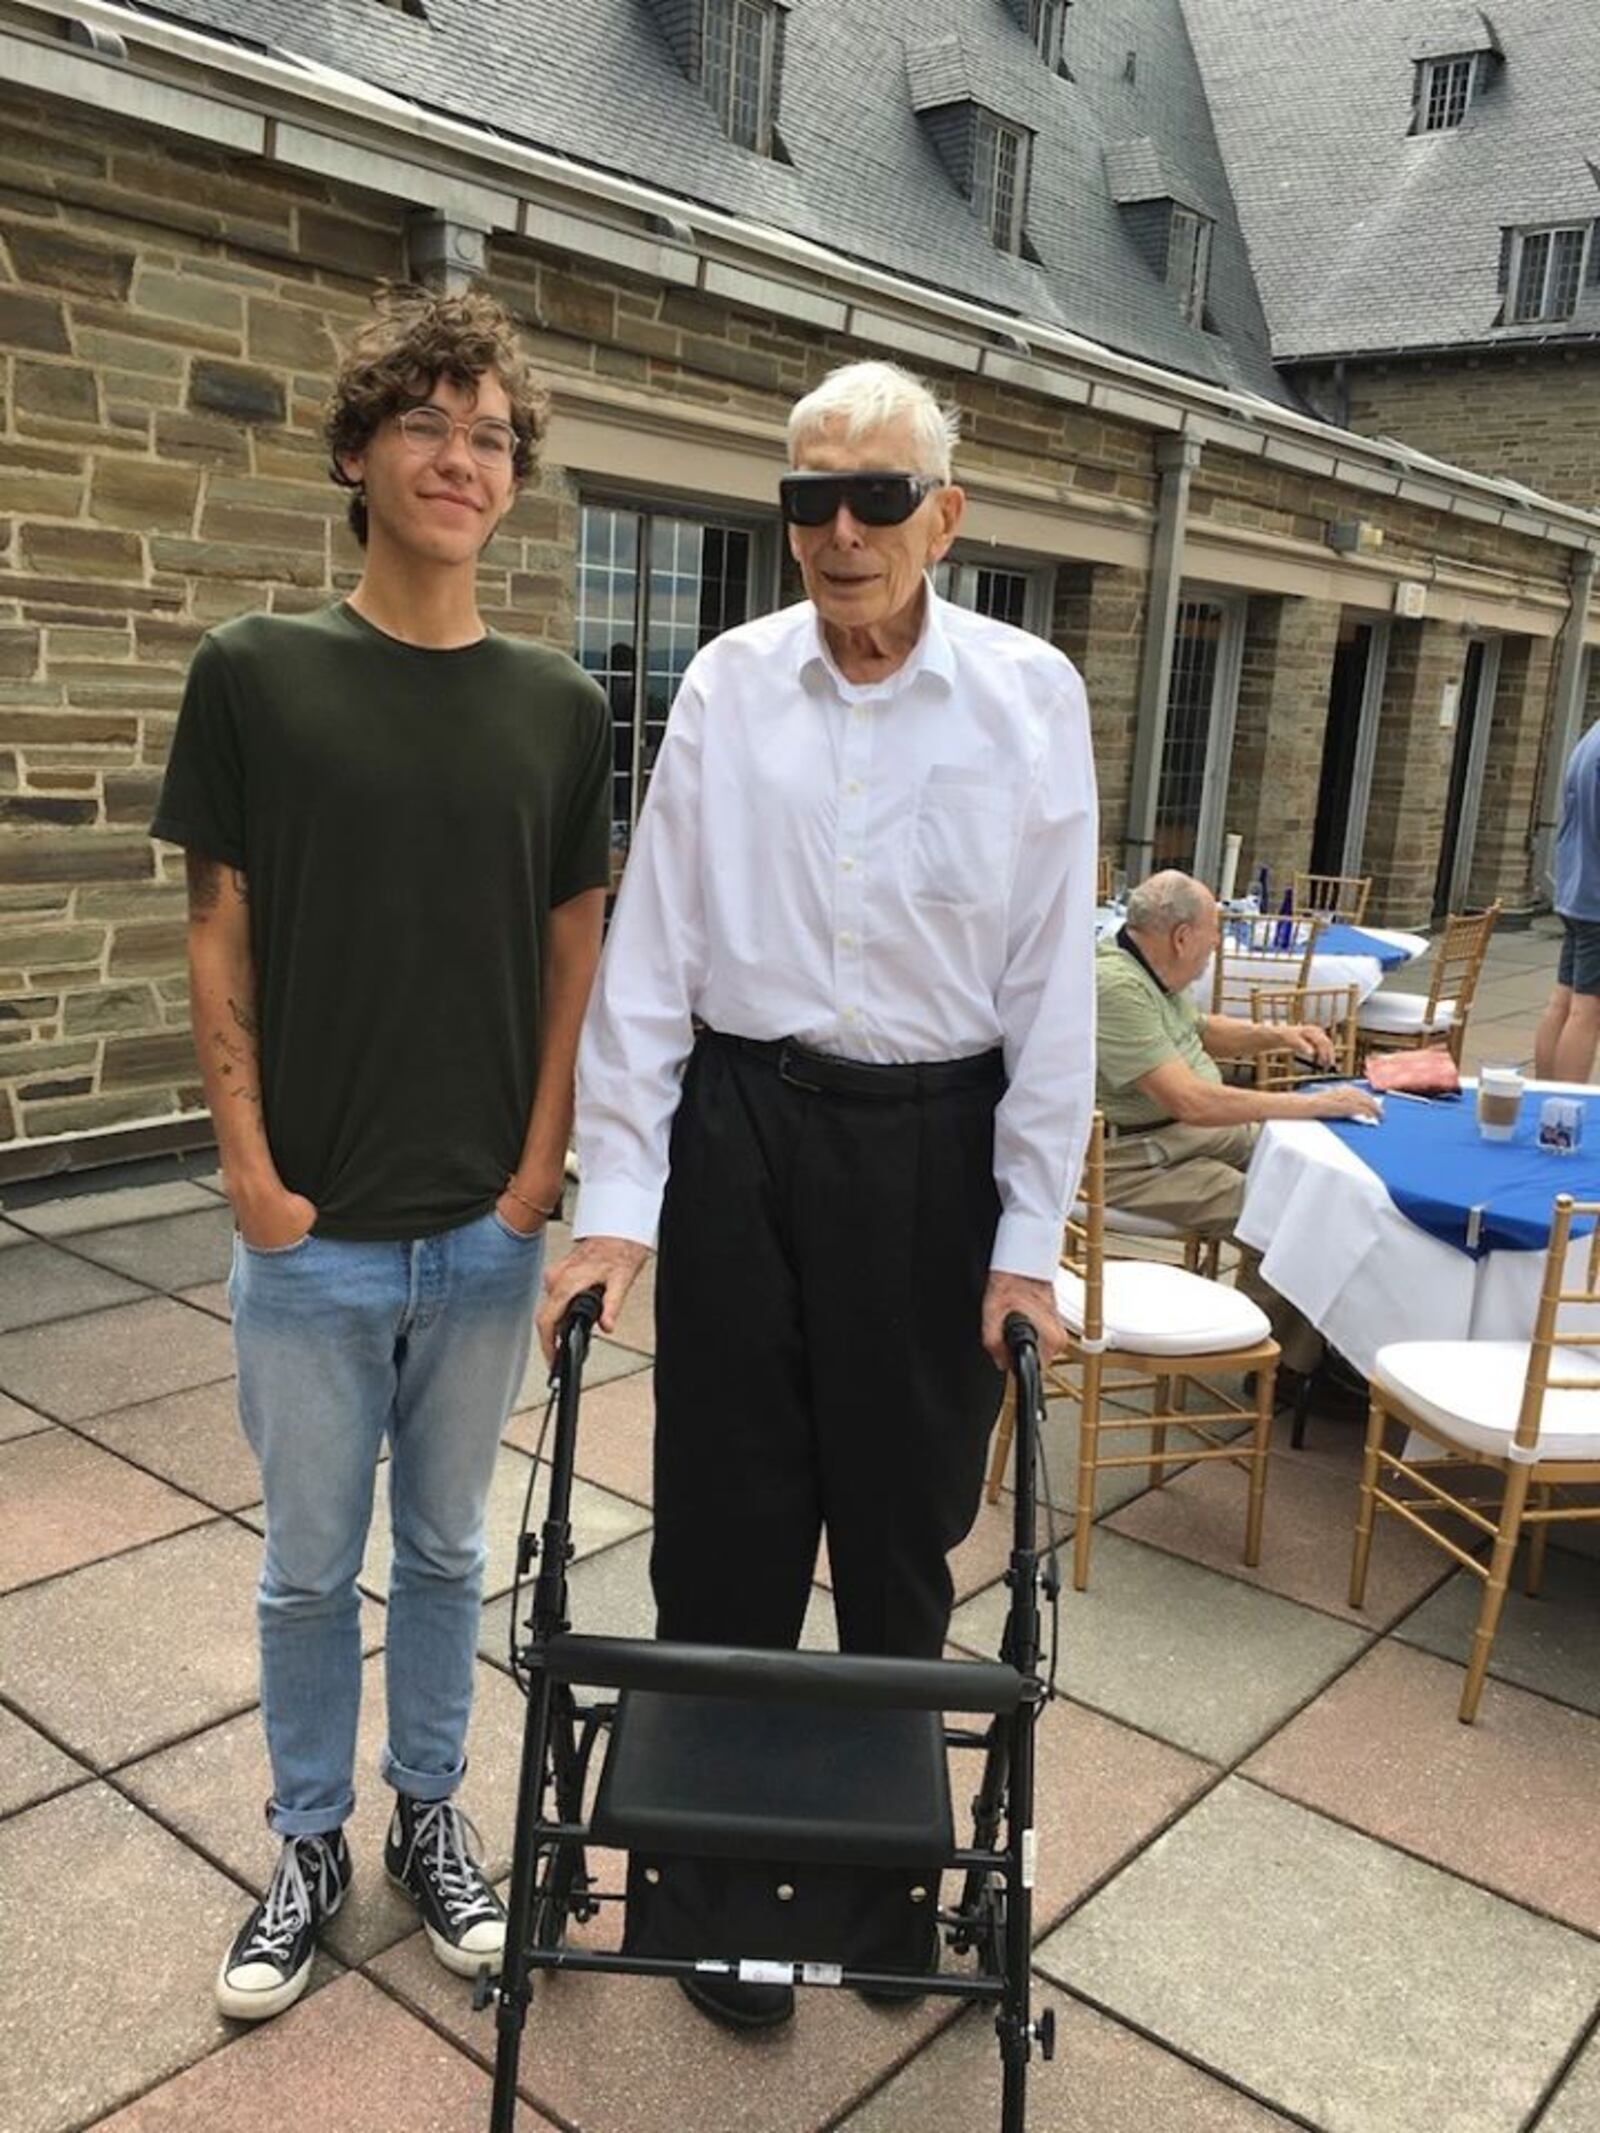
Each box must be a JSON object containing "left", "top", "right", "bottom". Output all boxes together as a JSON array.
[{"left": 906, "top": 772, "right": 1013, "bottom": 910}]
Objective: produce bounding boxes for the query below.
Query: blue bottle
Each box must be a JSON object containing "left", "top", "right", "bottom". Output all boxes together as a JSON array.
[{"left": 1273, "top": 886, "right": 1295, "bottom": 950}]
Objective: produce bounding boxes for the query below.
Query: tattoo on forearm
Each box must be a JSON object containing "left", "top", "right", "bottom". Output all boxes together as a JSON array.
[
  {"left": 185, "top": 852, "right": 222, "bottom": 919},
  {"left": 227, "top": 995, "right": 258, "bottom": 1040}
]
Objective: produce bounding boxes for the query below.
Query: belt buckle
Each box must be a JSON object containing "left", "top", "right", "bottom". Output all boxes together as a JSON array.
[{"left": 776, "top": 1041, "right": 821, "bottom": 1093}]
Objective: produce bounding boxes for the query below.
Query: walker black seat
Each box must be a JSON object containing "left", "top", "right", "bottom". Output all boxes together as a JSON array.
[{"left": 592, "top": 1691, "right": 951, "bottom": 1865}]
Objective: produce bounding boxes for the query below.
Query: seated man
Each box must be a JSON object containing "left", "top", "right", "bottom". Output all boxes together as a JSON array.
[{"left": 1097, "top": 870, "right": 1380, "bottom": 1381}]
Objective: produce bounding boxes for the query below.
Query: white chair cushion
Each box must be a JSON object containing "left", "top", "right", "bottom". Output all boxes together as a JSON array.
[
  {"left": 1071, "top": 1199, "right": 1189, "bottom": 1241},
  {"left": 1374, "top": 1340, "right": 1600, "bottom": 1462},
  {"left": 1357, "top": 990, "right": 1457, "bottom": 1035},
  {"left": 1055, "top": 1261, "right": 1271, "bottom": 1358}
]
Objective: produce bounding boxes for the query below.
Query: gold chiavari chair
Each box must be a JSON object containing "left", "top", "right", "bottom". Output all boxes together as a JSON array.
[
  {"left": 1291, "top": 871, "right": 1373, "bottom": 926},
  {"left": 1248, "top": 982, "right": 1361, "bottom": 1089},
  {"left": 1210, "top": 913, "right": 1322, "bottom": 1020},
  {"left": 1356, "top": 904, "right": 1500, "bottom": 1067},
  {"left": 985, "top": 1116, "right": 1278, "bottom": 1590},
  {"left": 1349, "top": 1193, "right": 1600, "bottom": 1721},
  {"left": 1097, "top": 852, "right": 1114, "bottom": 904}
]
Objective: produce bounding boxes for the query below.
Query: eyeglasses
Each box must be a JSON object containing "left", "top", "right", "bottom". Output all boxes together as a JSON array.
[
  {"left": 779, "top": 471, "right": 943, "bottom": 528},
  {"left": 396, "top": 404, "right": 519, "bottom": 469}
]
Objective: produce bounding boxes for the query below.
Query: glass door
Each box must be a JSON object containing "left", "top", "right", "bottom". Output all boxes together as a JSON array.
[
  {"left": 576, "top": 503, "right": 758, "bottom": 881},
  {"left": 1154, "top": 596, "right": 1243, "bottom": 879}
]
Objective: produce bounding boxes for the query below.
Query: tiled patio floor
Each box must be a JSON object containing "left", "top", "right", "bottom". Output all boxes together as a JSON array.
[{"left": 1, "top": 921, "right": 1596, "bottom": 2132}]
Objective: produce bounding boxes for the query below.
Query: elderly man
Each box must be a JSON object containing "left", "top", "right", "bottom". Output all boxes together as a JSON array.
[
  {"left": 1098, "top": 870, "right": 1379, "bottom": 1374},
  {"left": 540, "top": 357, "right": 1096, "bottom": 2028}
]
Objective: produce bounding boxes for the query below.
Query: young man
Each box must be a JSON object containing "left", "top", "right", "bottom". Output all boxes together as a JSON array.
[
  {"left": 152, "top": 287, "right": 609, "bottom": 2021},
  {"left": 540, "top": 359, "right": 1093, "bottom": 2029}
]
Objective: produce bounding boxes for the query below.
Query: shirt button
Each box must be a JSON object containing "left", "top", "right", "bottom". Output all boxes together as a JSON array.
[
  {"left": 839, "top": 930, "right": 855, "bottom": 947},
  {"left": 842, "top": 1006, "right": 858, "bottom": 1023},
  {"left": 846, "top": 780, "right": 862, "bottom": 797},
  {"left": 840, "top": 856, "right": 856, "bottom": 873}
]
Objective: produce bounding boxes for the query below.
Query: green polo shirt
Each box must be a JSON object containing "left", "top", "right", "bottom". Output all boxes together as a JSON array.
[{"left": 1095, "top": 933, "right": 1221, "bottom": 1126}]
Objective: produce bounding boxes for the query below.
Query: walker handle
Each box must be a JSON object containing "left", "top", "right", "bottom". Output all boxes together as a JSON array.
[
  {"left": 561, "top": 1285, "right": 606, "bottom": 1339},
  {"left": 1002, "top": 1311, "right": 1039, "bottom": 1364}
]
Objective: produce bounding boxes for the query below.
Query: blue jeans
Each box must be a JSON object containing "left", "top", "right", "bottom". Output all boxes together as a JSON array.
[{"left": 229, "top": 1209, "right": 543, "bottom": 1837}]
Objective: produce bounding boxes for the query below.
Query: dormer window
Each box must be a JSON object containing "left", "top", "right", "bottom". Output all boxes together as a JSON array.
[
  {"left": 973, "top": 111, "right": 1029, "bottom": 252},
  {"left": 1167, "top": 206, "right": 1213, "bottom": 327},
  {"left": 702, "top": 0, "right": 779, "bottom": 152},
  {"left": 1506, "top": 224, "right": 1589, "bottom": 325},
  {"left": 1417, "top": 51, "right": 1479, "bottom": 131},
  {"left": 1028, "top": 0, "right": 1066, "bottom": 67},
  {"left": 908, "top": 38, "right": 1034, "bottom": 256}
]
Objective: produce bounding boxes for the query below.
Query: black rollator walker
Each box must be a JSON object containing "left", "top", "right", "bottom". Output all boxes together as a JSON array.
[{"left": 484, "top": 1291, "right": 1058, "bottom": 2133}]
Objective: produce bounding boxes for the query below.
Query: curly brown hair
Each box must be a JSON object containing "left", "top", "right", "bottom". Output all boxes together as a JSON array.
[{"left": 325, "top": 283, "right": 550, "bottom": 543}]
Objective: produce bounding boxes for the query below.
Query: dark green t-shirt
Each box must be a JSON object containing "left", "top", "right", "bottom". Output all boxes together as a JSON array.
[{"left": 152, "top": 601, "right": 609, "bottom": 1239}]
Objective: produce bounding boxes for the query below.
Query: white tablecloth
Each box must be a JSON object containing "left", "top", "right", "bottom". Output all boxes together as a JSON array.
[
  {"left": 1199, "top": 927, "right": 1429, "bottom": 1017},
  {"left": 1236, "top": 1082, "right": 1600, "bottom": 1377}
]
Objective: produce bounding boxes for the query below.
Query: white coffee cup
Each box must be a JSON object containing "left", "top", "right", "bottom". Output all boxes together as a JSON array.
[{"left": 1476, "top": 1065, "right": 1524, "bottom": 1142}]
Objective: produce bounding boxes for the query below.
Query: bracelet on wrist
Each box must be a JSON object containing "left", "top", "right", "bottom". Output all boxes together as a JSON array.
[{"left": 503, "top": 1175, "right": 562, "bottom": 1221}]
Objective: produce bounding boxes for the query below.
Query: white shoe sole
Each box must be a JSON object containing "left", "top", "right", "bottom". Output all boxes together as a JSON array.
[
  {"left": 386, "top": 1867, "right": 504, "bottom": 1978},
  {"left": 215, "top": 1869, "right": 347, "bottom": 2021}
]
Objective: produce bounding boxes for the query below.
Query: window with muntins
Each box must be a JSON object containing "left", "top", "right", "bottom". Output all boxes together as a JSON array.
[
  {"left": 972, "top": 111, "right": 1027, "bottom": 252},
  {"left": 703, "top": 0, "right": 775, "bottom": 151},
  {"left": 1167, "top": 206, "right": 1212, "bottom": 326},
  {"left": 1418, "top": 53, "right": 1476, "bottom": 131},
  {"left": 1510, "top": 226, "right": 1587, "bottom": 324},
  {"left": 1028, "top": 0, "right": 1065, "bottom": 67}
]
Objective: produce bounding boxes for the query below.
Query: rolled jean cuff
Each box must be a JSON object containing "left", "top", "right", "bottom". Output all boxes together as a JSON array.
[
  {"left": 267, "top": 1792, "right": 354, "bottom": 1839},
  {"left": 381, "top": 1743, "right": 466, "bottom": 1802}
]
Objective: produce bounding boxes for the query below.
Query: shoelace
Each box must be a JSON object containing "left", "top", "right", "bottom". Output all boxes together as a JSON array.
[
  {"left": 239, "top": 1838, "right": 338, "bottom": 1963},
  {"left": 399, "top": 1801, "right": 499, "bottom": 1927}
]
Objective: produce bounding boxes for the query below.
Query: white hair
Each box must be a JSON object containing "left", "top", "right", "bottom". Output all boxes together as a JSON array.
[
  {"left": 787, "top": 360, "right": 961, "bottom": 482},
  {"left": 1126, "top": 871, "right": 1212, "bottom": 932}
]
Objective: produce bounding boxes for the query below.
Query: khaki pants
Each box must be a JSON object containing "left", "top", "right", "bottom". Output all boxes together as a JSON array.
[{"left": 1102, "top": 1121, "right": 1321, "bottom": 1374}]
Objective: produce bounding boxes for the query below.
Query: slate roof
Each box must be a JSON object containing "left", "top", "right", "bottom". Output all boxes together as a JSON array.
[
  {"left": 1181, "top": 0, "right": 1600, "bottom": 360},
  {"left": 114, "top": 0, "right": 1292, "bottom": 404}
]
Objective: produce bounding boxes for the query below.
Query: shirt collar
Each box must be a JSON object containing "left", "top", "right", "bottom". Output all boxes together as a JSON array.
[
  {"left": 1115, "top": 924, "right": 1173, "bottom": 996},
  {"left": 799, "top": 576, "right": 956, "bottom": 699}
]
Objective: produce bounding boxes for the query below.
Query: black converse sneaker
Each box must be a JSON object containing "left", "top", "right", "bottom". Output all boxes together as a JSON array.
[
  {"left": 384, "top": 1795, "right": 506, "bottom": 1977},
  {"left": 215, "top": 1829, "right": 352, "bottom": 2021}
]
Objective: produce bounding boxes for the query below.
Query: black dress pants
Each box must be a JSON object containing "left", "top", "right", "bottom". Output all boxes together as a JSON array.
[{"left": 652, "top": 1032, "right": 1006, "bottom": 1661}]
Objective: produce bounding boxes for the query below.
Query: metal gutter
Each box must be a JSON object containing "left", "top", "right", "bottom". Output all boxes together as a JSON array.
[{"left": 4, "top": 0, "right": 1600, "bottom": 559}]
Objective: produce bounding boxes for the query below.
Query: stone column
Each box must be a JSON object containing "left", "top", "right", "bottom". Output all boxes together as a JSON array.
[
  {"left": 1224, "top": 594, "right": 1343, "bottom": 892},
  {"left": 1052, "top": 561, "right": 1148, "bottom": 870},
  {"left": 1360, "top": 619, "right": 1467, "bottom": 926},
  {"left": 1467, "top": 634, "right": 1555, "bottom": 912}
]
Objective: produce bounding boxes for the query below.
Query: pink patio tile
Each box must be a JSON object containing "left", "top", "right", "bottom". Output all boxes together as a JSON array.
[
  {"left": 507, "top": 1364, "right": 655, "bottom": 1509},
  {"left": 0, "top": 1426, "right": 211, "bottom": 1591},
  {"left": 372, "top": 1924, "right": 956, "bottom": 2133},
  {"left": 1104, "top": 1414, "right": 1452, "bottom": 1627},
  {"left": 93, "top": 1971, "right": 553, "bottom": 2131},
  {"left": 1243, "top": 1639, "right": 1600, "bottom": 1936},
  {"left": 71, "top": 1377, "right": 261, "bottom": 1512},
  {"left": 842, "top": 1991, "right": 1297, "bottom": 2131}
]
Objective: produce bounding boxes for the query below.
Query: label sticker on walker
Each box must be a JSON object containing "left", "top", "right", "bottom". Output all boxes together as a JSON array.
[
  {"left": 739, "top": 1960, "right": 794, "bottom": 1986},
  {"left": 800, "top": 1963, "right": 843, "bottom": 1987},
  {"left": 1021, "top": 1828, "right": 1037, "bottom": 1889}
]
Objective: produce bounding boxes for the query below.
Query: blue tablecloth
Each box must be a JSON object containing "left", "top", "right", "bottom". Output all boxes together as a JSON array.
[
  {"left": 1315, "top": 924, "right": 1414, "bottom": 971},
  {"left": 1323, "top": 1091, "right": 1600, "bottom": 1258}
]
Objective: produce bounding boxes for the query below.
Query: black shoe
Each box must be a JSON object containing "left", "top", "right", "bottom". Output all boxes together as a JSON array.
[
  {"left": 855, "top": 1984, "right": 928, "bottom": 2010},
  {"left": 385, "top": 1795, "right": 506, "bottom": 1978},
  {"left": 678, "top": 1972, "right": 796, "bottom": 2031},
  {"left": 215, "top": 1829, "right": 351, "bottom": 2021}
]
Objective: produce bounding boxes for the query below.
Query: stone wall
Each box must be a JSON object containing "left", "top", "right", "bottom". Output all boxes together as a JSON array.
[
  {"left": 1468, "top": 634, "right": 1555, "bottom": 913},
  {"left": 1360, "top": 620, "right": 1467, "bottom": 925},
  {"left": 1332, "top": 348, "right": 1600, "bottom": 512}
]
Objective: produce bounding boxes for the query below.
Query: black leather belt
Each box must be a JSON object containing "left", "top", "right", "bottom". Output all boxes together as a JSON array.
[{"left": 703, "top": 1029, "right": 1006, "bottom": 1101}]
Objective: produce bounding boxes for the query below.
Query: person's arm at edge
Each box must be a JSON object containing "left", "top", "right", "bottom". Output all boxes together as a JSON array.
[
  {"left": 536, "top": 676, "right": 709, "bottom": 1361},
  {"left": 1138, "top": 1052, "right": 1379, "bottom": 1125},
  {"left": 983, "top": 671, "right": 1098, "bottom": 1368},
  {"left": 183, "top": 852, "right": 317, "bottom": 1249},
  {"left": 497, "top": 886, "right": 606, "bottom": 1235}
]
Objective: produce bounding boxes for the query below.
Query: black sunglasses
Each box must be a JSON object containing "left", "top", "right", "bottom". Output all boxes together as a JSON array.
[{"left": 779, "top": 471, "right": 943, "bottom": 527}]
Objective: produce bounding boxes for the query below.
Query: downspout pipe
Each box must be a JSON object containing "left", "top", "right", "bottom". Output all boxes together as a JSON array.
[
  {"left": 1123, "top": 434, "right": 1203, "bottom": 882},
  {"left": 1532, "top": 548, "right": 1599, "bottom": 898}
]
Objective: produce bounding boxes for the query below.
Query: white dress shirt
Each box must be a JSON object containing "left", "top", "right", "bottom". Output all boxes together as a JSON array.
[{"left": 573, "top": 588, "right": 1098, "bottom": 1281}]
